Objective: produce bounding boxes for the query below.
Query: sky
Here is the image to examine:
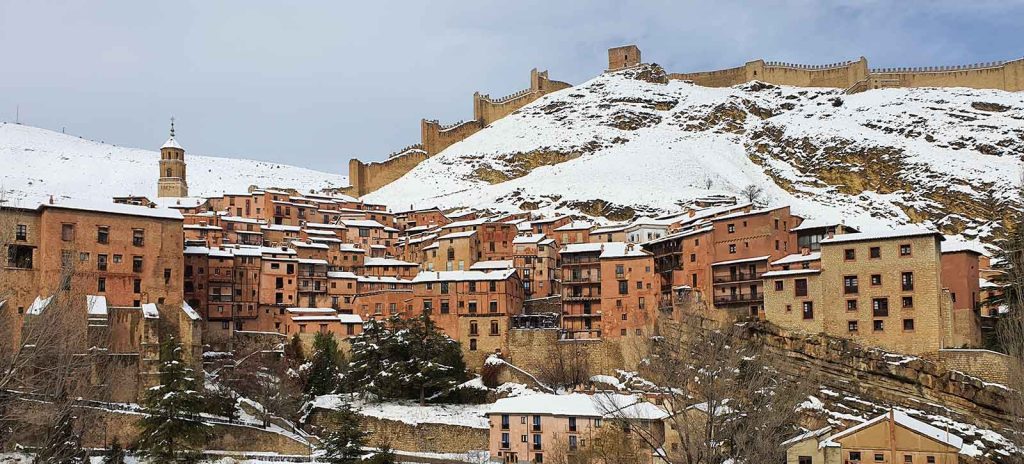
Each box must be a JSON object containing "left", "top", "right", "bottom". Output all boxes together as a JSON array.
[{"left": 1, "top": 1, "right": 1022, "bottom": 175}]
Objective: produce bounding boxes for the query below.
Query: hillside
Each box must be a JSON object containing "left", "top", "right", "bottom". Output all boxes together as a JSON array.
[
  {"left": 0, "top": 123, "right": 347, "bottom": 205},
  {"left": 366, "top": 65, "right": 1024, "bottom": 239}
]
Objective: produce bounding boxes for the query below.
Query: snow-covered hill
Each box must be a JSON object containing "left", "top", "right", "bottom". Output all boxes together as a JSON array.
[
  {"left": 0, "top": 123, "right": 347, "bottom": 205},
  {"left": 366, "top": 65, "right": 1024, "bottom": 239}
]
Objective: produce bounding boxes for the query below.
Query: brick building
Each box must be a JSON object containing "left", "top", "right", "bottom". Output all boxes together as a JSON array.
[{"left": 560, "top": 242, "right": 658, "bottom": 340}]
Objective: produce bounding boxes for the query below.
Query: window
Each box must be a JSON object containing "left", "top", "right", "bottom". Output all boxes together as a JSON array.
[
  {"left": 469, "top": 339, "right": 477, "bottom": 351},
  {"left": 904, "top": 456, "right": 913, "bottom": 464},
  {"left": 635, "top": 280, "right": 642, "bottom": 289},
  {"left": 534, "top": 452, "right": 543, "bottom": 463},
  {"left": 97, "top": 226, "right": 109, "bottom": 244},
  {"left": 568, "top": 417, "right": 577, "bottom": 432},
  {"left": 113, "top": 254, "right": 122, "bottom": 264},
  {"left": 490, "top": 301, "right": 498, "bottom": 313},
  {"left": 568, "top": 435, "right": 578, "bottom": 451},
  {"left": 799, "top": 457, "right": 813, "bottom": 464},
  {"left": 849, "top": 451, "right": 862, "bottom": 462},
  {"left": 844, "top": 275, "right": 859, "bottom": 294},
  {"left": 727, "top": 224, "right": 735, "bottom": 233},
  {"left": 844, "top": 249, "right": 855, "bottom": 260},
  {"left": 728, "top": 244, "right": 736, "bottom": 254},
  {"left": 848, "top": 320, "right": 859, "bottom": 332},
  {"left": 618, "top": 281, "right": 628, "bottom": 295},
  {"left": 690, "top": 253, "right": 696, "bottom": 262},
  {"left": 15, "top": 224, "right": 27, "bottom": 241},
  {"left": 902, "top": 272, "right": 914, "bottom": 291},
  {"left": 61, "top": 224, "right": 75, "bottom": 241},
  {"left": 423, "top": 300, "right": 433, "bottom": 313},
  {"left": 469, "top": 281, "right": 477, "bottom": 292},
  {"left": 847, "top": 299, "right": 858, "bottom": 311},
  {"left": 441, "top": 282, "right": 449, "bottom": 294},
  {"left": 133, "top": 279, "right": 141, "bottom": 293},
  {"left": 774, "top": 280, "right": 784, "bottom": 291},
  {"left": 872, "top": 298, "right": 889, "bottom": 317},
  {"left": 133, "top": 256, "right": 143, "bottom": 273},
  {"left": 903, "top": 318, "right": 915, "bottom": 331},
  {"left": 873, "top": 319, "right": 884, "bottom": 331},
  {"left": 802, "top": 301, "right": 814, "bottom": 320},
  {"left": 490, "top": 281, "right": 497, "bottom": 292},
  {"left": 490, "top": 320, "right": 499, "bottom": 335},
  {"left": 532, "top": 415, "right": 541, "bottom": 431},
  {"left": 501, "top": 432, "right": 510, "bottom": 449},
  {"left": 874, "top": 454, "right": 884, "bottom": 462},
  {"left": 926, "top": 457, "right": 935, "bottom": 464},
  {"left": 870, "top": 274, "right": 882, "bottom": 285},
  {"left": 869, "top": 246, "right": 881, "bottom": 258},
  {"left": 522, "top": 435, "right": 528, "bottom": 442},
  {"left": 468, "top": 301, "right": 477, "bottom": 313},
  {"left": 132, "top": 229, "right": 144, "bottom": 246},
  {"left": 902, "top": 296, "right": 913, "bottom": 308},
  {"left": 440, "top": 301, "right": 450, "bottom": 314},
  {"left": 638, "top": 297, "right": 645, "bottom": 309},
  {"left": 615, "top": 264, "right": 624, "bottom": 277},
  {"left": 900, "top": 244, "right": 912, "bottom": 256},
  {"left": 470, "top": 321, "right": 478, "bottom": 336},
  {"left": 6, "top": 245, "right": 33, "bottom": 269},
  {"left": 795, "top": 279, "right": 808, "bottom": 297},
  {"left": 533, "top": 434, "right": 542, "bottom": 451},
  {"left": 359, "top": 228, "right": 369, "bottom": 237},
  {"left": 97, "top": 277, "right": 106, "bottom": 292}
]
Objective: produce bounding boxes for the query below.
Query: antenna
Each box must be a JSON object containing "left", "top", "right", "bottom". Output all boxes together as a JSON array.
[
  {"left": 170, "top": 116, "right": 176, "bottom": 138},
  {"left": 15, "top": 105, "right": 19, "bottom": 124}
]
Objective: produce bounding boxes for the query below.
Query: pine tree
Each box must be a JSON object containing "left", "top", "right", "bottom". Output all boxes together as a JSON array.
[
  {"left": 306, "top": 331, "right": 345, "bottom": 396},
  {"left": 103, "top": 439, "right": 126, "bottom": 464},
  {"left": 403, "top": 314, "right": 467, "bottom": 405},
  {"left": 136, "top": 337, "right": 210, "bottom": 462},
  {"left": 346, "top": 317, "right": 400, "bottom": 399},
  {"left": 321, "top": 404, "right": 366, "bottom": 464}
]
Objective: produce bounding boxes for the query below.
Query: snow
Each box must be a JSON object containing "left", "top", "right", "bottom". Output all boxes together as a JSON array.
[
  {"left": 823, "top": 410, "right": 964, "bottom": 450},
  {"left": 142, "top": 303, "right": 160, "bottom": 319},
  {"left": 770, "top": 252, "right": 821, "bottom": 266},
  {"left": 820, "top": 225, "right": 939, "bottom": 244},
  {"left": 366, "top": 69, "right": 1024, "bottom": 241},
  {"left": 26, "top": 295, "right": 52, "bottom": 315},
  {"left": 489, "top": 393, "right": 668, "bottom": 420},
  {"left": 589, "top": 374, "right": 624, "bottom": 390},
  {"left": 412, "top": 269, "right": 516, "bottom": 283},
  {"left": 312, "top": 395, "right": 491, "bottom": 429},
  {"left": 181, "top": 301, "right": 201, "bottom": 321},
  {"left": 762, "top": 269, "right": 821, "bottom": 277},
  {"left": 561, "top": 241, "right": 650, "bottom": 258},
  {"left": 86, "top": 295, "right": 108, "bottom": 316},
  {"left": 364, "top": 257, "right": 419, "bottom": 267},
  {"left": 0, "top": 123, "right": 346, "bottom": 204},
  {"left": 469, "top": 260, "right": 515, "bottom": 270}
]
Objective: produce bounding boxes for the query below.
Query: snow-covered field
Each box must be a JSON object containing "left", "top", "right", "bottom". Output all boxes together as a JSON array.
[
  {"left": 0, "top": 123, "right": 347, "bottom": 205},
  {"left": 367, "top": 66, "right": 1024, "bottom": 238}
]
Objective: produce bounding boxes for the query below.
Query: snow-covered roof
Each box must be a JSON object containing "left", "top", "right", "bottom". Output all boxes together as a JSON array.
[
  {"left": 327, "top": 271, "right": 359, "bottom": 279},
  {"left": 356, "top": 275, "right": 413, "bottom": 285},
  {"left": 181, "top": 301, "right": 201, "bottom": 321},
  {"left": 287, "top": 307, "right": 337, "bottom": 314},
  {"left": 338, "top": 244, "right": 366, "bottom": 253},
  {"left": 161, "top": 136, "right": 183, "bottom": 150},
  {"left": 41, "top": 199, "right": 183, "bottom": 220},
  {"left": 821, "top": 226, "right": 941, "bottom": 245},
  {"left": 940, "top": 238, "right": 989, "bottom": 256},
  {"left": 824, "top": 410, "right": 963, "bottom": 450},
  {"left": 142, "top": 303, "right": 160, "bottom": 319},
  {"left": 26, "top": 295, "right": 53, "bottom": 315},
  {"left": 979, "top": 278, "right": 998, "bottom": 289},
  {"left": 790, "top": 219, "right": 855, "bottom": 232},
  {"left": 341, "top": 219, "right": 386, "bottom": 228},
  {"left": 291, "top": 240, "right": 329, "bottom": 249},
  {"left": 86, "top": 295, "right": 107, "bottom": 316},
  {"left": 590, "top": 223, "right": 630, "bottom": 234},
  {"left": 641, "top": 225, "right": 712, "bottom": 246},
  {"left": 770, "top": 252, "right": 821, "bottom": 266},
  {"left": 262, "top": 224, "right": 301, "bottom": 232},
  {"left": 364, "top": 257, "right": 419, "bottom": 267},
  {"left": 554, "top": 221, "right": 594, "bottom": 232},
  {"left": 470, "top": 260, "right": 515, "bottom": 271},
  {"left": 513, "top": 234, "right": 546, "bottom": 244},
  {"left": 712, "top": 255, "right": 771, "bottom": 266},
  {"left": 781, "top": 426, "right": 832, "bottom": 447},
  {"left": 488, "top": 393, "right": 668, "bottom": 420},
  {"left": 531, "top": 215, "right": 570, "bottom": 225},
  {"left": 298, "top": 258, "right": 329, "bottom": 265},
  {"left": 562, "top": 242, "right": 651, "bottom": 259},
  {"left": 710, "top": 206, "right": 785, "bottom": 223},
  {"left": 412, "top": 269, "right": 517, "bottom": 283},
  {"left": 438, "top": 230, "right": 477, "bottom": 240},
  {"left": 762, "top": 269, "right": 821, "bottom": 278}
]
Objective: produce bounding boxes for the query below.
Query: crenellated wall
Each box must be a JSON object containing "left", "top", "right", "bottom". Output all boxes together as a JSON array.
[
  {"left": 666, "top": 51, "right": 1023, "bottom": 94},
  {"left": 343, "top": 68, "right": 571, "bottom": 196}
]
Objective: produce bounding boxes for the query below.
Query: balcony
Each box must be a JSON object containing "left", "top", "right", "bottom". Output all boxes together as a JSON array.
[
  {"left": 563, "top": 294, "right": 600, "bottom": 302},
  {"left": 560, "top": 329, "right": 602, "bottom": 340},
  {"left": 713, "top": 292, "right": 764, "bottom": 305},
  {"left": 563, "top": 274, "right": 600, "bottom": 283},
  {"left": 563, "top": 311, "right": 602, "bottom": 318},
  {"left": 713, "top": 271, "right": 763, "bottom": 284}
]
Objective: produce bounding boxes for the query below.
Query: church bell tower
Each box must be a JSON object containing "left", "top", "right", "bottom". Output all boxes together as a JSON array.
[{"left": 157, "top": 117, "right": 189, "bottom": 198}]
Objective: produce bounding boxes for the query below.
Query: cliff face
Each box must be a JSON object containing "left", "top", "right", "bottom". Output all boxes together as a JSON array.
[{"left": 367, "top": 64, "right": 1024, "bottom": 241}]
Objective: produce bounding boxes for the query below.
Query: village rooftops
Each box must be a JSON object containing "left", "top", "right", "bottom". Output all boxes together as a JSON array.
[
  {"left": 770, "top": 252, "right": 822, "bottom": 266},
  {"left": 364, "top": 257, "right": 419, "bottom": 267},
  {"left": 488, "top": 393, "right": 668, "bottom": 420},
  {"left": 780, "top": 426, "right": 833, "bottom": 448},
  {"left": 589, "top": 223, "right": 630, "bottom": 234},
  {"left": 470, "top": 260, "right": 515, "bottom": 270},
  {"left": 531, "top": 215, "right": 570, "bottom": 225},
  {"left": 340, "top": 219, "right": 386, "bottom": 228},
  {"left": 820, "top": 226, "right": 942, "bottom": 245},
  {"left": 291, "top": 314, "right": 364, "bottom": 323},
  {"left": 87, "top": 295, "right": 108, "bottom": 316},
  {"left": 303, "top": 229, "right": 337, "bottom": 236},
  {"left": 442, "top": 217, "right": 490, "bottom": 229},
  {"left": 562, "top": 242, "right": 650, "bottom": 259},
  {"left": 411, "top": 269, "right": 517, "bottom": 283},
  {"left": 712, "top": 255, "right": 772, "bottom": 267},
  {"left": 290, "top": 240, "right": 330, "bottom": 249},
  {"left": 34, "top": 198, "right": 184, "bottom": 221}
]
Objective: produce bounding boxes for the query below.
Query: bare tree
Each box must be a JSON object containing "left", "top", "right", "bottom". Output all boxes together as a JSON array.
[
  {"left": 605, "top": 314, "right": 814, "bottom": 464},
  {"left": 545, "top": 424, "right": 646, "bottom": 464},
  {"left": 222, "top": 339, "right": 303, "bottom": 427},
  {"left": 739, "top": 184, "right": 765, "bottom": 207},
  {"left": 538, "top": 341, "right": 592, "bottom": 392}
]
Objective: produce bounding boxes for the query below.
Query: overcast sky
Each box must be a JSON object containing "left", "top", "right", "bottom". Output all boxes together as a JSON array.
[{"left": 1, "top": 1, "right": 1021, "bottom": 174}]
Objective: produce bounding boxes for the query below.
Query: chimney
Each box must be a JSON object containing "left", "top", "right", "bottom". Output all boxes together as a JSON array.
[
  {"left": 801, "top": 247, "right": 810, "bottom": 256},
  {"left": 826, "top": 229, "right": 835, "bottom": 239},
  {"left": 48, "top": 195, "right": 54, "bottom": 205}
]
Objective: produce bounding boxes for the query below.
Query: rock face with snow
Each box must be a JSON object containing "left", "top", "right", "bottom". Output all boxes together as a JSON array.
[
  {"left": 0, "top": 123, "right": 346, "bottom": 204},
  {"left": 367, "top": 64, "right": 1024, "bottom": 240}
]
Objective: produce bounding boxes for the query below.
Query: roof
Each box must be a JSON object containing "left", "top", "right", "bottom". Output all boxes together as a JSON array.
[
  {"left": 327, "top": 271, "right": 359, "bottom": 279},
  {"left": 412, "top": 269, "right": 517, "bottom": 283},
  {"left": 770, "top": 252, "right": 821, "bottom": 266},
  {"left": 142, "top": 303, "right": 160, "bottom": 319},
  {"left": 554, "top": 221, "right": 594, "bottom": 232},
  {"left": 762, "top": 269, "right": 821, "bottom": 278},
  {"left": 26, "top": 295, "right": 53, "bottom": 315},
  {"left": 161, "top": 136, "right": 183, "bottom": 150},
  {"left": 438, "top": 230, "right": 477, "bottom": 240},
  {"left": 341, "top": 219, "right": 386, "bottom": 228},
  {"left": 291, "top": 240, "right": 329, "bottom": 249},
  {"left": 513, "top": 234, "right": 546, "bottom": 244},
  {"left": 781, "top": 426, "right": 833, "bottom": 447},
  {"left": 641, "top": 225, "right": 712, "bottom": 246},
  {"left": 940, "top": 238, "right": 989, "bottom": 256},
  {"left": 470, "top": 260, "right": 515, "bottom": 270},
  {"left": 364, "top": 257, "right": 419, "bottom": 267},
  {"left": 356, "top": 275, "right": 413, "bottom": 285},
  {"left": 590, "top": 223, "right": 630, "bottom": 234},
  {"left": 711, "top": 255, "right": 771, "bottom": 266},
  {"left": 41, "top": 199, "right": 183, "bottom": 220},
  {"left": 790, "top": 219, "right": 856, "bottom": 232},
  {"left": 710, "top": 206, "right": 785, "bottom": 223},
  {"left": 531, "top": 215, "right": 570, "bottom": 225},
  {"left": 562, "top": 242, "right": 650, "bottom": 259},
  {"left": 488, "top": 393, "right": 668, "bottom": 420},
  {"left": 87, "top": 295, "right": 108, "bottom": 316},
  {"left": 441, "top": 217, "right": 489, "bottom": 229},
  {"left": 262, "top": 224, "right": 301, "bottom": 232},
  {"left": 820, "top": 226, "right": 942, "bottom": 245},
  {"left": 824, "top": 410, "right": 963, "bottom": 450},
  {"left": 181, "top": 301, "right": 201, "bottom": 321}
]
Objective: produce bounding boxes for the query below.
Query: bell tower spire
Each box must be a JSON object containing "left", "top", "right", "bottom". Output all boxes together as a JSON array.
[{"left": 157, "top": 116, "right": 189, "bottom": 198}]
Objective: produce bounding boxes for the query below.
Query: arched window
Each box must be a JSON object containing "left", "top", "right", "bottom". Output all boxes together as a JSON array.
[{"left": 165, "top": 168, "right": 172, "bottom": 177}]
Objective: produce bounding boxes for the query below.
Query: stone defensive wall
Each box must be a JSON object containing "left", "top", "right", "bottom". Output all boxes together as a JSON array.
[
  {"left": 343, "top": 69, "right": 570, "bottom": 197},
  {"left": 669, "top": 55, "right": 1023, "bottom": 93}
]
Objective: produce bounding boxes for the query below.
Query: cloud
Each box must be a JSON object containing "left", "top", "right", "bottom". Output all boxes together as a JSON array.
[{"left": 0, "top": 0, "right": 1020, "bottom": 173}]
